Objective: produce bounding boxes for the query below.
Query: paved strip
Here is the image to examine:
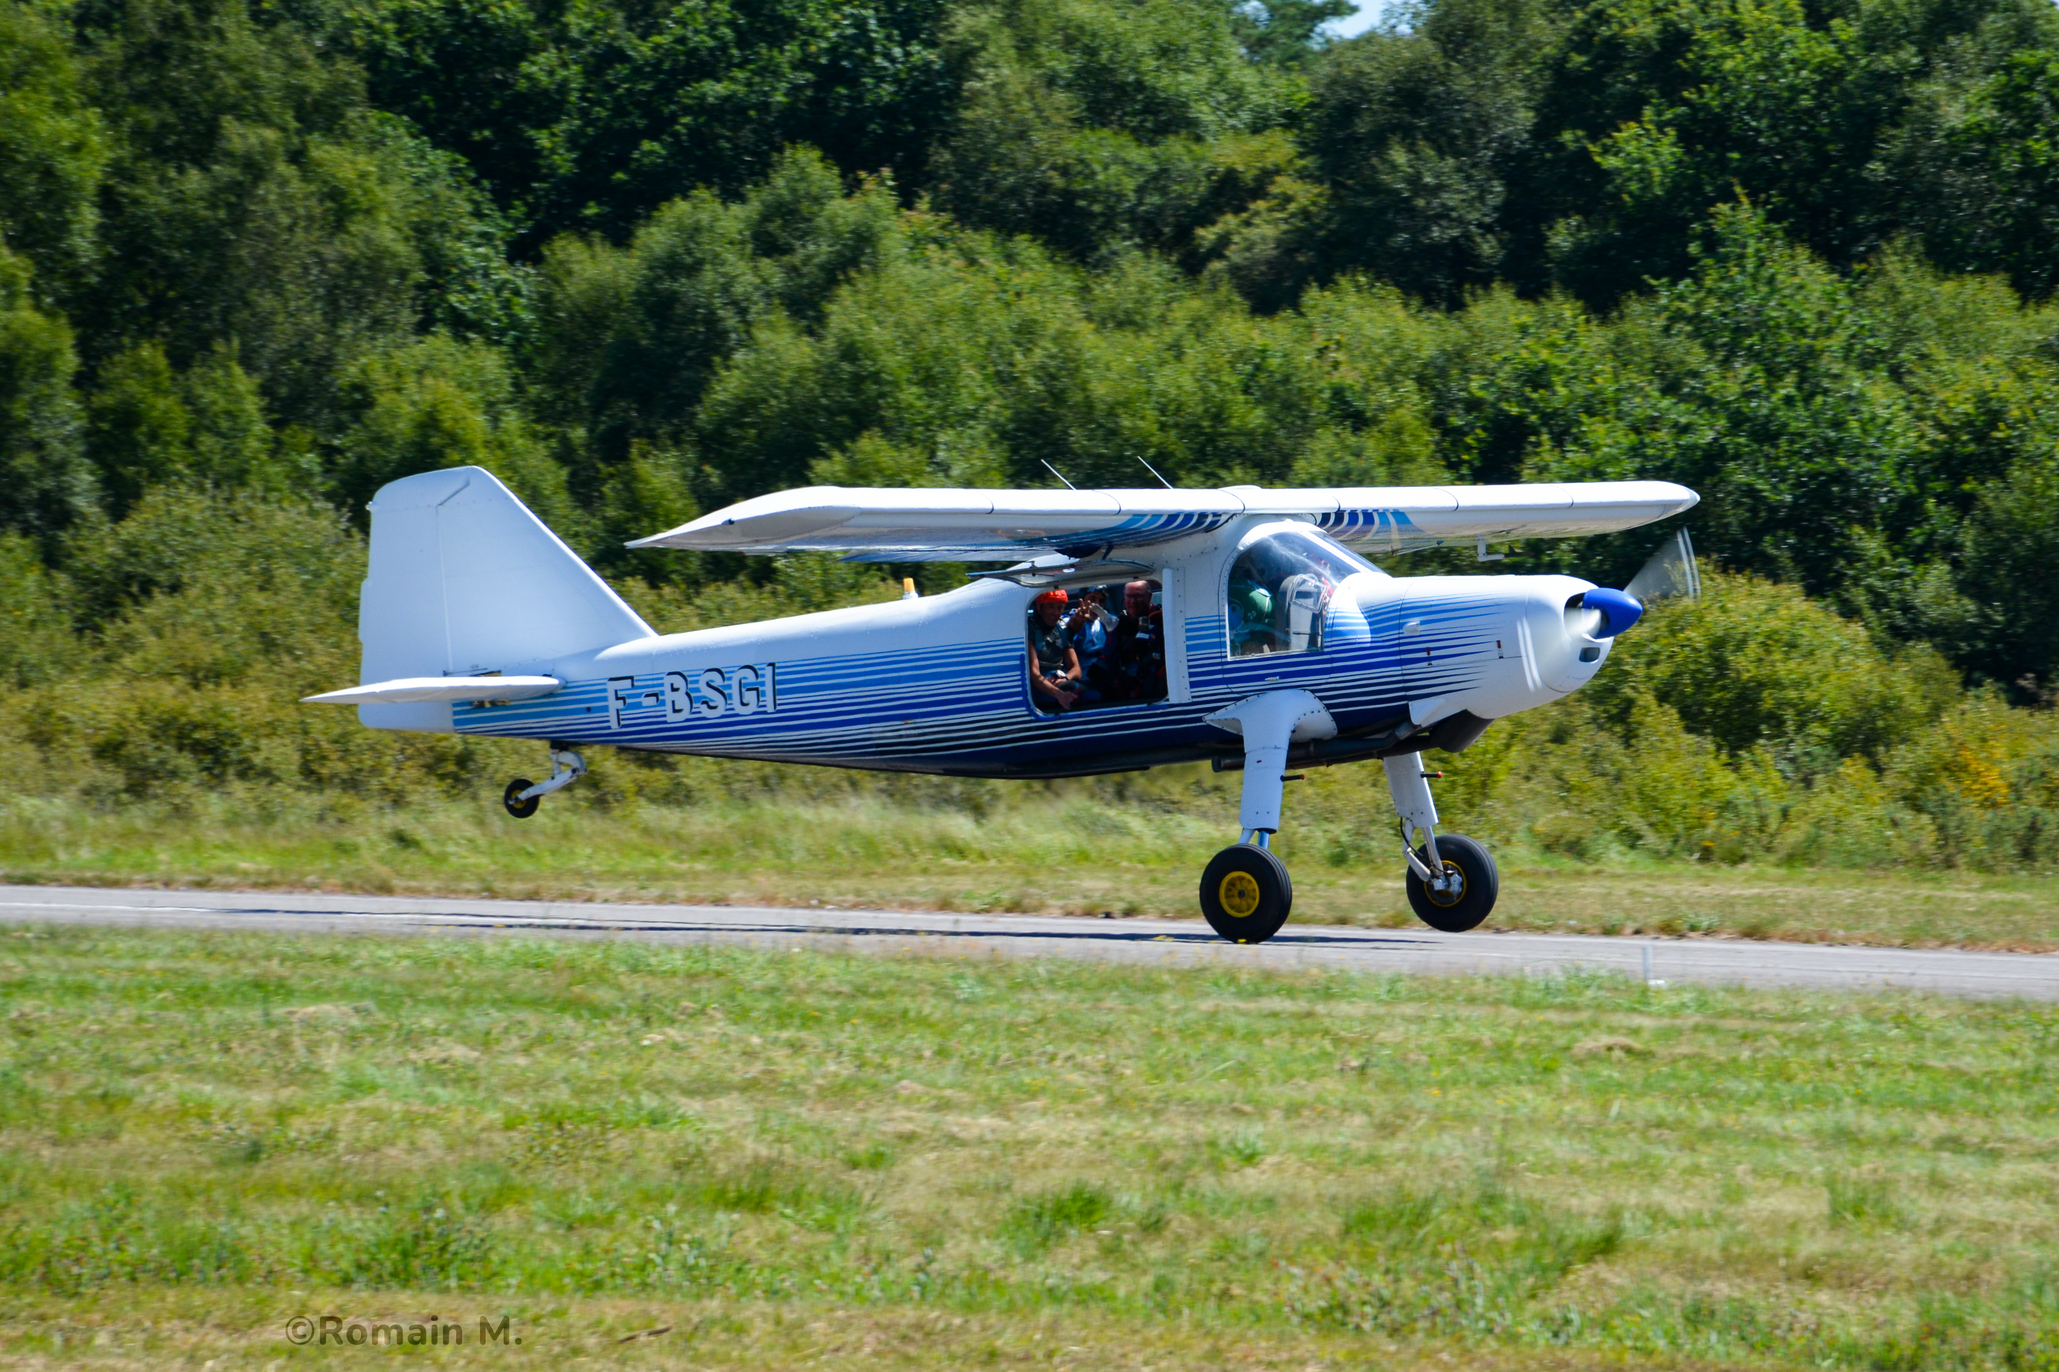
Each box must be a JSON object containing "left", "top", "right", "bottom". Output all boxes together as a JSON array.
[{"left": 0, "top": 884, "right": 2053, "bottom": 1000}]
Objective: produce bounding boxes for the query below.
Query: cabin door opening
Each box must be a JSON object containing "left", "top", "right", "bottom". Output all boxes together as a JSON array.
[{"left": 1023, "top": 575, "right": 1179, "bottom": 716}]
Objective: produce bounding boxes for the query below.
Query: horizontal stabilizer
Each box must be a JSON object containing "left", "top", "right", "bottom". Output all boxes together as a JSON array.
[
  {"left": 629, "top": 481, "right": 1699, "bottom": 560},
  {"left": 303, "top": 676, "right": 563, "bottom": 706}
]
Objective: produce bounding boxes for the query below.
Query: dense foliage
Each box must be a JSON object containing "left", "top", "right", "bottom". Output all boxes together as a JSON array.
[{"left": 0, "top": 0, "right": 2055, "bottom": 869}]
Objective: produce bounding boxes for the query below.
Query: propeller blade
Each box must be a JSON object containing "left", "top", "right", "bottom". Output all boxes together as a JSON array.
[{"left": 1624, "top": 528, "right": 1700, "bottom": 604}]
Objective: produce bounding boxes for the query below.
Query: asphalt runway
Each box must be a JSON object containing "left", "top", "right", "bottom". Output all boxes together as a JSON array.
[{"left": 2, "top": 883, "right": 2055, "bottom": 1001}]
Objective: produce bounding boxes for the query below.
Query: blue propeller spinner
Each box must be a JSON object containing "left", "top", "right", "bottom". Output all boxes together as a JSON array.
[{"left": 1580, "top": 586, "right": 1644, "bottom": 638}]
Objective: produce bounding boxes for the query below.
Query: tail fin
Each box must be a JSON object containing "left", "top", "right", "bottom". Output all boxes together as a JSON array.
[{"left": 357, "top": 466, "right": 653, "bottom": 731}]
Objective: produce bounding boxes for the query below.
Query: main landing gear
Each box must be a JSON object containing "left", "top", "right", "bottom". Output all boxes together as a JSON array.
[
  {"left": 1383, "top": 756, "right": 1499, "bottom": 933},
  {"left": 503, "top": 742, "right": 586, "bottom": 818},
  {"left": 1199, "top": 691, "right": 1500, "bottom": 944},
  {"left": 1200, "top": 839, "right": 1292, "bottom": 943}
]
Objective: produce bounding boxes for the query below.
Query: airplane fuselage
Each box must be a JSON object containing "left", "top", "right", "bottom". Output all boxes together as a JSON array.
[{"left": 438, "top": 518, "right": 1615, "bottom": 777}]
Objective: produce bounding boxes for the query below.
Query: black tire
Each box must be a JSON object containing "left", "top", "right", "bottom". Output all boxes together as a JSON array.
[
  {"left": 1405, "top": 833, "right": 1498, "bottom": 932},
  {"left": 503, "top": 778, "right": 540, "bottom": 819},
  {"left": 1199, "top": 843, "right": 1293, "bottom": 944}
]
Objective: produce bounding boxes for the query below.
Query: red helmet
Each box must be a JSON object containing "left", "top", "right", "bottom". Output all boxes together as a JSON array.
[{"left": 1034, "top": 588, "right": 1069, "bottom": 606}]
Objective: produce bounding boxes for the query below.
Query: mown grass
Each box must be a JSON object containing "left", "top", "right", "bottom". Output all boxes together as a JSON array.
[
  {"left": 2, "top": 927, "right": 2058, "bottom": 1369},
  {"left": 0, "top": 785, "right": 2054, "bottom": 950}
]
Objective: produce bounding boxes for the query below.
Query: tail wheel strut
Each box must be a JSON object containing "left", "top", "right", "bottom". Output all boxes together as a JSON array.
[{"left": 502, "top": 744, "right": 585, "bottom": 819}]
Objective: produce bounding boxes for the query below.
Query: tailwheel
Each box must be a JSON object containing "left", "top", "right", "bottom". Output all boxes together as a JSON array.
[
  {"left": 1200, "top": 843, "right": 1293, "bottom": 944},
  {"left": 503, "top": 778, "right": 540, "bottom": 819},
  {"left": 1405, "top": 833, "right": 1498, "bottom": 932}
]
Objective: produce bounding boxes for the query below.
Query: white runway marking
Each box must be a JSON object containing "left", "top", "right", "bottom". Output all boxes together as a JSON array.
[{"left": 0, "top": 885, "right": 2053, "bottom": 1000}]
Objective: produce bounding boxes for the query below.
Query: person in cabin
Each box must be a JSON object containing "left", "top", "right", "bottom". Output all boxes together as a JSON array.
[
  {"left": 1112, "top": 580, "right": 1167, "bottom": 702},
  {"left": 1065, "top": 587, "right": 1119, "bottom": 704},
  {"left": 1027, "top": 589, "right": 1083, "bottom": 711}
]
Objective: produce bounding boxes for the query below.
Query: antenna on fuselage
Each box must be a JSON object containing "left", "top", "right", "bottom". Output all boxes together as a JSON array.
[
  {"left": 1135, "top": 455, "right": 1175, "bottom": 489},
  {"left": 1041, "top": 460, "right": 1079, "bottom": 491}
]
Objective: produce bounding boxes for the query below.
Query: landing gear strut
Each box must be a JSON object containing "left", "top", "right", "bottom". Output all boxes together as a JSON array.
[
  {"left": 1199, "top": 689, "right": 1335, "bottom": 944},
  {"left": 1195, "top": 692, "right": 1501, "bottom": 942},
  {"left": 503, "top": 743, "right": 586, "bottom": 819},
  {"left": 1383, "top": 755, "right": 1498, "bottom": 931}
]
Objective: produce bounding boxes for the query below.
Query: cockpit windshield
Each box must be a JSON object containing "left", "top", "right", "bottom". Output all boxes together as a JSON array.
[{"left": 1227, "top": 529, "right": 1378, "bottom": 657}]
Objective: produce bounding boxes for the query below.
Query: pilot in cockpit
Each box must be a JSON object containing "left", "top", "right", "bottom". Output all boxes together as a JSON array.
[
  {"left": 1228, "top": 534, "right": 1340, "bottom": 656},
  {"left": 1228, "top": 572, "right": 1276, "bottom": 654}
]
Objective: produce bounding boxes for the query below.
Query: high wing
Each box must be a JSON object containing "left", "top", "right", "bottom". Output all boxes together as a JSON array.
[{"left": 628, "top": 482, "right": 1698, "bottom": 561}]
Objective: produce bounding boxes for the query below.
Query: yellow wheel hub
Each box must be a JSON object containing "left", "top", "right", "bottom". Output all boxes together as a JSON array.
[
  {"left": 1218, "top": 870, "right": 1264, "bottom": 919},
  {"left": 1423, "top": 861, "right": 1467, "bottom": 907}
]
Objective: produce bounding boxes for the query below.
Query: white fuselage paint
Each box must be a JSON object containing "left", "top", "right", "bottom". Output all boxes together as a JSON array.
[{"left": 426, "top": 517, "right": 1618, "bottom": 778}]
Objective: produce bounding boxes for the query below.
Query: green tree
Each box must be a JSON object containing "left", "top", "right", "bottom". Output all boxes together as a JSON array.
[
  {"left": 1232, "top": 0, "right": 1354, "bottom": 68},
  {"left": 326, "top": 0, "right": 957, "bottom": 247},
  {"left": 529, "top": 148, "right": 901, "bottom": 484},
  {"left": 696, "top": 221, "right": 1444, "bottom": 503},
  {"left": 85, "top": 339, "right": 294, "bottom": 516},
  {"left": 0, "top": 0, "right": 109, "bottom": 301},
  {"left": 1949, "top": 457, "right": 2059, "bottom": 697},
  {"left": 182, "top": 343, "right": 295, "bottom": 493},
  {"left": 328, "top": 333, "right": 575, "bottom": 532},
  {"left": 1890, "top": 49, "right": 2059, "bottom": 300},
  {"left": 85, "top": 340, "right": 190, "bottom": 519},
  {"left": 1519, "top": 0, "right": 2059, "bottom": 304},
  {"left": 75, "top": 0, "right": 522, "bottom": 425},
  {"left": 0, "top": 532, "right": 80, "bottom": 686},
  {"left": 64, "top": 484, "right": 359, "bottom": 657},
  {"left": 1586, "top": 572, "right": 1957, "bottom": 774},
  {"left": 932, "top": 0, "right": 1302, "bottom": 262},
  {"left": 1452, "top": 205, "right": 1922, "bottom": 595},
  {"left": 1291, "top": 0, "right": 1547, "bottom": 307},
  {"left": 0, "top": 246, "right": 97, "bottom": 542}
]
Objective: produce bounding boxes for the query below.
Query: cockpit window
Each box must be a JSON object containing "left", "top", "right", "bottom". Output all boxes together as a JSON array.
[{"left": 1227, "top": 529, "right": 1374, "bottom": 657}]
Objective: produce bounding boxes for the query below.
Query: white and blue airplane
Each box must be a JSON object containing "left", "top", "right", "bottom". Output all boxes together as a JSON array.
[{"left": 306, "top": 466, "right": 1699, "bottom": 943}]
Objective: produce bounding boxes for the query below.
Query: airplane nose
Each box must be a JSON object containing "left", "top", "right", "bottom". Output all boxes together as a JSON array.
[{"left": 1567, "top": 587, "right": 1642, "bottom": 639}]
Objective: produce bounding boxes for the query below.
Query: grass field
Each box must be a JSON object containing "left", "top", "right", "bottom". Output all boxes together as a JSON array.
[
  {"left": 0, "top": 788, "right": 2054, "bottom": 950},
  {"left": 3, "top": 926, "right": 2058, "bottom": 1369}
]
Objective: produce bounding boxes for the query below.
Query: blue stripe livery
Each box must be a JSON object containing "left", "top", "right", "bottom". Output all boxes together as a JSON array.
[{"left": 453, "top": 589, "right": 1516, "bottom": 778}]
